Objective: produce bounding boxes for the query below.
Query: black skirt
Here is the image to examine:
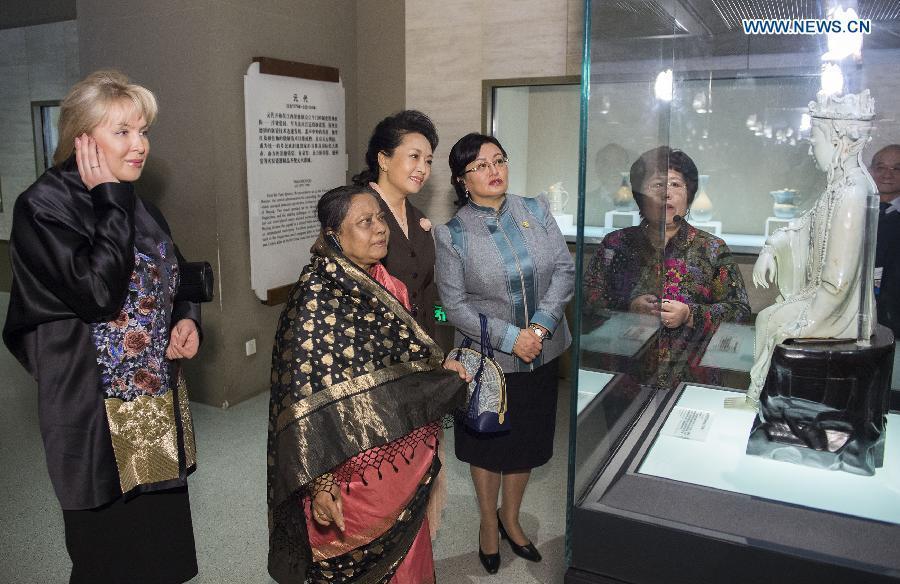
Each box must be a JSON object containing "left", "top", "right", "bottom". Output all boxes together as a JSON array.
[
  {"left": 63, "top": 486, "right": 197, "bottom": 584},
  {"left": 454, "top": 358, "right": 560, "bottom": 471}
]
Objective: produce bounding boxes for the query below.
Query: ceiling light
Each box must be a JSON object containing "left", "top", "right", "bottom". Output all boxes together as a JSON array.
[
  {"left": 821, "top": 6, "right": 864, "bottom": 61},
  {"left": 820, "top": 62, "right": 844, "bottom": 96},
  {"left": 654, "top": 69, "right": 673, "bottom": 102}
]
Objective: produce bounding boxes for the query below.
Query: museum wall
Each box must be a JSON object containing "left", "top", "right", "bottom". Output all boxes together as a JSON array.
[
  {"left": 75, "top": 0, "right": 405, "bottom": 406},
  {"left": 354, "top": 0, "right": 406, "bottom": 177},
  {"left": 0, "top": 20, "right": 80, "bottom": 292},
  {"left": 404, "top": 0, "right": 584, "bottom": 226}
]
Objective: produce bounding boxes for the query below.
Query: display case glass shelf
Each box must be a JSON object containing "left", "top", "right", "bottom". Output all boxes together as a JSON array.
[
  {"left": 640, "top": 384, "right": 900, "bottom": 524},
  {"left": 569, "top": 384, "right": 900, "bottom": 584}
]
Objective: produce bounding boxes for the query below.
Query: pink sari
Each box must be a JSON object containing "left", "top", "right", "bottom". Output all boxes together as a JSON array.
[
  {"left": 303, "top": 263, "right": 439, "bottom": 584},
  {"left": 304, "top": 430, "right": 438, "bottom": 583}
]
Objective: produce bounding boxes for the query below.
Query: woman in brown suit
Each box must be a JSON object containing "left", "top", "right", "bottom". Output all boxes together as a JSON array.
[{"left": 353, "top": 110, "right": 439, "bottom": 336}]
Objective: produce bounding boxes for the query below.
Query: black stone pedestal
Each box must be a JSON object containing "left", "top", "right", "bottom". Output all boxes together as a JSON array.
[{"left": 747, "top": 325, "right": 894, "bottom": 475}]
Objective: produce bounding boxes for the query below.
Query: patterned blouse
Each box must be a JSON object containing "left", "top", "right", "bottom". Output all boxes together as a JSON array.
[
  {"left": 91, "top": 238, "right": 179, "bottom": 401},
  {"left": 583, "top": 222, "right": 750, "bottom": 387}
]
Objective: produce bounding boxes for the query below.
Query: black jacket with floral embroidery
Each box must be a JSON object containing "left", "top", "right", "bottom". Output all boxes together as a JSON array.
[{"left": 3, "top": 158, "right": 200, "bottom": 510}]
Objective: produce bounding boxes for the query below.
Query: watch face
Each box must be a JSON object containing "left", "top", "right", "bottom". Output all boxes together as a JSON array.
[{"left": 532, "top": 326, "right": 545, "bottom": 339}]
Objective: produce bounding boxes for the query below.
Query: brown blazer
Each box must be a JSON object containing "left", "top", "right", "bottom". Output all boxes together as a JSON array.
[{"left": 378, "top": 197, "right": 437, "bottom": 337}]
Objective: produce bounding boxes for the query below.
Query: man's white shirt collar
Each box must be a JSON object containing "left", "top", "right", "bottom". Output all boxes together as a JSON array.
[{"left": 885, "top": 195, "right": 900, "bottom": 214}]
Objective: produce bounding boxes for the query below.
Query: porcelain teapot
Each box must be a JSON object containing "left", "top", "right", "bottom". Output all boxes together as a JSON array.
[{"left": 546, "top": 182, "right": 570, "bottom": 215}]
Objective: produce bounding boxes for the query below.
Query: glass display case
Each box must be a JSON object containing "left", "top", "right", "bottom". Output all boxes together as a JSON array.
[{"left": 564, "top": 1, "right": 900, "bottom": 583}]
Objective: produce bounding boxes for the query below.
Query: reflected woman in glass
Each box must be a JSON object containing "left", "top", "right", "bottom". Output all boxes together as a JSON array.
[{"left": 583, "top": 146, "right": 750, "bottom": 386}]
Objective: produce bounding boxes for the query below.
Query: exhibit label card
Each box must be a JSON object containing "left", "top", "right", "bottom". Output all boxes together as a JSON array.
[
  {"left": 662, "top": 406, "right": 713, "bottom": 441},
  {"left": 244, "top": 61, "right": 346, "bottom": 301}
]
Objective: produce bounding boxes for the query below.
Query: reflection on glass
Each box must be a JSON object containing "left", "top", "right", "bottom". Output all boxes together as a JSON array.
[
  {"left": 584, "top": 75, "right": 825, "bottom": 241},
  {"left": 820, "top": 62, "right": 844, "bottom": 96},
  {"left": 821, "top": 6, "right": 865, "bottom": 61},
  {"left": 582, "top": 147, "right": 751, "bottom": 388},
  {"left": 654, "top": 69, "right": 673, "bottom": 102},
  {"left": 569, "top": 0, "right": 900, "bottom": 576}
]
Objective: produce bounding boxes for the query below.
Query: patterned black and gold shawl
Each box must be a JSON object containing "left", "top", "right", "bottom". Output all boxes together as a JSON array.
[{"left": 267, "top": 242, "right": 466, "bottom": 583}]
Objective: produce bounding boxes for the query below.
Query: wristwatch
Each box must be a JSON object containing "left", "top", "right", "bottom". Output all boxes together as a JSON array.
[{"left": 530, "top": 324, "right": 548, "bottom": 341}]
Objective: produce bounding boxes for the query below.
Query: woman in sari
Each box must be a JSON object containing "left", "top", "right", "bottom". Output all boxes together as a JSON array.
[{"left": 267, "top": 185, "right": 469, "bottom": 584}]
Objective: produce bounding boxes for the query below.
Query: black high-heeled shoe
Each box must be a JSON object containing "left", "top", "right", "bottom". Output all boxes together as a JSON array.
[
  {"left": 478, "top": 531, "right": 501, "bottom": 574},
  {"left": 497, "top": 510, "right": 542, "bottom": 562}
]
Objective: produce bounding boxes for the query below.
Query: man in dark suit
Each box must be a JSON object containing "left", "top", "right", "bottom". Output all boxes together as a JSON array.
[{"left": 872, "top": 144, "right": 900, "bottom": 336}]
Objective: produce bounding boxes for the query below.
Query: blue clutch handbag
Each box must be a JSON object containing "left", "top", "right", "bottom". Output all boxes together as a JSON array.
[{"left": 447, "top": 313, "right": 509, "bottom": 433}]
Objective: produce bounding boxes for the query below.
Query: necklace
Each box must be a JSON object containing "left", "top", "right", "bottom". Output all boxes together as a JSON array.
[
  {"left": 369, "top": 182, "right": 409, "bottom": 236},
  {"left": 806, "top": 178, "right": 844, "bottom": 285},
  {"left": 386, "top": 200, "right": 408, "bottom": 235}
]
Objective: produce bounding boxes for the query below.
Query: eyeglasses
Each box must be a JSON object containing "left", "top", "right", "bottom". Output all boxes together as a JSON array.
[
  {"left": 645, "top": 180, "right": 687, "bottom": 194},
  {"left": 463, "top": 157, "right": 509, "bottom": 175}
]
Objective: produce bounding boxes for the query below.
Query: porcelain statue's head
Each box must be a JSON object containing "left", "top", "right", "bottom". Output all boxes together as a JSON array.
[
  {"left": 807, "top": 90, "right": 875, "bottom": 178},
  {"left": 809, "top": 119, "right": 836, "bottom": 172}
]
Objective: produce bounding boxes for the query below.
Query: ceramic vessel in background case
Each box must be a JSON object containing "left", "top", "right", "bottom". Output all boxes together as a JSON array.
[
  {"left": 613, "top": 172, "right": 636, "bottom": 211},
  {"left": 770, "top": 189, "right": 799, "bottom": 218},
  {"left": 691, "top": 174, "right": 714, "bottom": 221}
]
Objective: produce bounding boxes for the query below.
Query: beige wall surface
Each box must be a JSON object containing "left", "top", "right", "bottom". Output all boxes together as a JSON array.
[
  {"left": 76, "top": 0, "right": 406, "bottom": 407},
  {"left": 355, "top": 0, "right": 406, "bottom": 177},
  {"left": 405, "top": 0, "right": 583, "bottom": 226},
  {"left": 0, "top": 20, "right": 80, "bottom": 291}
]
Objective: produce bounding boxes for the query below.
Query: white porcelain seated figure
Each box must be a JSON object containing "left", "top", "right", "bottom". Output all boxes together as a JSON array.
[{"left": 739, "top": 90, "right": 877, "bottom": 408}]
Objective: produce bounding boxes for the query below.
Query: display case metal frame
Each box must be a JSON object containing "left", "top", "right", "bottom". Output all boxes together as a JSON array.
[{"left": 481, "top": 75, "right": 580, "bottom": 136}]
